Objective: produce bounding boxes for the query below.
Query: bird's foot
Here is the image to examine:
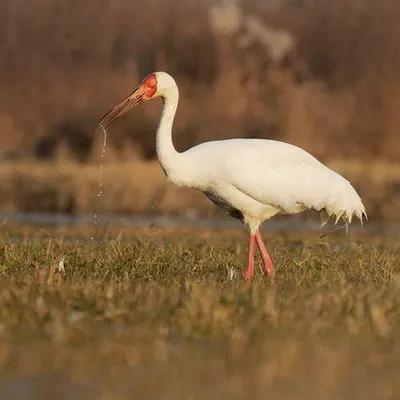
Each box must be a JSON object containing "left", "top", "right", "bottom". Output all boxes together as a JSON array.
[
  {"left": 263, "top": 263, "right": 275, "bottom": 284},
  {"left": 244, "top": 266, "right": 254, "bottom": 282}
]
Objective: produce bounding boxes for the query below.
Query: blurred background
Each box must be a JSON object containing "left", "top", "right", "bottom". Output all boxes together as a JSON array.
[{"left": 0, "top": 0, "right": 399, "bottom": 224}]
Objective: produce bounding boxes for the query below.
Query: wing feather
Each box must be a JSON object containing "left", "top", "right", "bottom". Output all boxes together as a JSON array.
[{"left": 187, "top": 138, "right": 366, "bottom": 223}]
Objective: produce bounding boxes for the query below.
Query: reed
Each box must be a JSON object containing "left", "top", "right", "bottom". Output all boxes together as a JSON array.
[
  {"left": 0, "top": 159, "right": 398, "bottom": 223},
  {"left": 0, "top": 0, "right": 399, "bottom": 163}
]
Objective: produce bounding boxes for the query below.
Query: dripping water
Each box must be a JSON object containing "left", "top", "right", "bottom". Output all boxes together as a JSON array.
[{"left": 91, "top": 126, "right": 107, "bottom": 238}]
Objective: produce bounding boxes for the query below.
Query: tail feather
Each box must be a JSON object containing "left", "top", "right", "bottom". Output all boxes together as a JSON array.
[{"left": 318, "top": 176, "right": 367, "bottom": 231}]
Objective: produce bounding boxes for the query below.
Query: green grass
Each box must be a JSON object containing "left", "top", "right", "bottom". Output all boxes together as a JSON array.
[{"left": 0, "top": 227, "right": 399, "bottom": 399}]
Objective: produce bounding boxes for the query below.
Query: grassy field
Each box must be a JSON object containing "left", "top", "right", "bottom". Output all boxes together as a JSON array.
[{"left": 0, "top": 226, "right": 399, "bottom": 399}]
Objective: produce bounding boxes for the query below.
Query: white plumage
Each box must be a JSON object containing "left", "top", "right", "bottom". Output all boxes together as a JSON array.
[
  {"left": 183, "top": 139, "right": 366, "bottom": 229},
  {"left": 100, "top": 71, "right": 367, "bottom": 282}
]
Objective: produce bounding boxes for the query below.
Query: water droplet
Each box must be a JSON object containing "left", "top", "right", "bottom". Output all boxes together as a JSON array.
[{"left": 93, "top": 126, "right": 107, "bottom": 229}]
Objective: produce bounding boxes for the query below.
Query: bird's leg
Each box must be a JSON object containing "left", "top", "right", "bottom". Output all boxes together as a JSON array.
[
  {"left": 244, "top": 234, "right": 256, "bottom": 282},
  {"left": 255, "top": 231, "right": 275, "bottom": 281}
]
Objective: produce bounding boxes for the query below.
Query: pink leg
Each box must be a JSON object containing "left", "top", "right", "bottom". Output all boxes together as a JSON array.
[
  {"left": 255, "top": 231, "right": 275, "bottom": 281},
  {"left": 244, "top": 234, "right": 256, "bottom": 282}
]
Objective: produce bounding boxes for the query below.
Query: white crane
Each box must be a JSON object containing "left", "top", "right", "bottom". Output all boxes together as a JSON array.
[{"left": 100, "top": 72, "right": 367, "bottom": 282}]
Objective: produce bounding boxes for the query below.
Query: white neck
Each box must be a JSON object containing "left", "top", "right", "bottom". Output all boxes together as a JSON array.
[{"left": 156, "top": 85, "right": 184, "bottom": 180}]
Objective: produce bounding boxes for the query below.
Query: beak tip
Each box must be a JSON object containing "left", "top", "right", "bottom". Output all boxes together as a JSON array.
[
  {"left": 100, "top": 86, "right": 143, "bottom": 130},
  {"left": 99, "top": 116, "right": 111, "bottom": 129}
]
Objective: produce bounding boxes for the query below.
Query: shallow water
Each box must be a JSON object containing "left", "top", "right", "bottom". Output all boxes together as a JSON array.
[
  {"left": 0, "top": 212, "right": 398, "bottom": 236},
  {"left": 0, "top": 373, "right": 98, "bottom": 400}
]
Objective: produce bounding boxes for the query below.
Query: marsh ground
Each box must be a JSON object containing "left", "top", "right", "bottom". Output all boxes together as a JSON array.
[{"left": 0, "top": 226, "right": 398, "bottom": 399}]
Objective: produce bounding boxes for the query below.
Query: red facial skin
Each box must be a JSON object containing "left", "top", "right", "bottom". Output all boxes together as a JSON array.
[{"left": 141, "top": 73, "right": 157, "bottom": 100}]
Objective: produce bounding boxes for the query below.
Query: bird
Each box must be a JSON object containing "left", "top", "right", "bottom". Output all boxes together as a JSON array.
[{"left": 100, "top": 71, "right": 367, "bottom": 282}]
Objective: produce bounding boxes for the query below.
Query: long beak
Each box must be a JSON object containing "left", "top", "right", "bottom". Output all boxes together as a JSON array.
[{"left": 100, "top": 86, "right": 145, "bottom": 128}]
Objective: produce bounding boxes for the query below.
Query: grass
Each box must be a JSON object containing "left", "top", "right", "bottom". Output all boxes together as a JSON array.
[{"left": 0, "top": 226, "right": 399, "bottom": 399}]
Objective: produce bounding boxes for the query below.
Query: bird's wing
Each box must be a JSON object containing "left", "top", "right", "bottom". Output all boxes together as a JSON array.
[
  {"left": 209, "top": 139, "right": 365, "bottom": 222},
  {"left": 186, "top": 138, "right": 365, "bottom": 223},
  {"left": 217, "top": 140, "right": 327, "bottom": 211}
]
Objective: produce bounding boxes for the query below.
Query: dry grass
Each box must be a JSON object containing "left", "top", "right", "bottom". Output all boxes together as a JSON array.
[
  {"left": 0, "top": 227, "right": 399, "bottom": 398},
  {"left": 0, "top": 0, "right": 400, "bottom": 163},
  {"left": 0, "top": 159, "right": 398, "bottom": 223}
]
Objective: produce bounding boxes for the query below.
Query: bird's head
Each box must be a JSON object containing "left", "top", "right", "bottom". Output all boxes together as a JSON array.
[{"left": 100, "top": 71, "right": 177, "bottom": 128}]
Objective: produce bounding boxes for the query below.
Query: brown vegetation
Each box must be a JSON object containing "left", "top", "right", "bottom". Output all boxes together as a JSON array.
[
  {"left": 0, "top": 158, "right": 398, "bottom": 223},
  {"left": 0, "top": 1, "right": 398, "bottom": 222},
  {"left": 0, "top": 0, "right": 400, "bottom": 163}
]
